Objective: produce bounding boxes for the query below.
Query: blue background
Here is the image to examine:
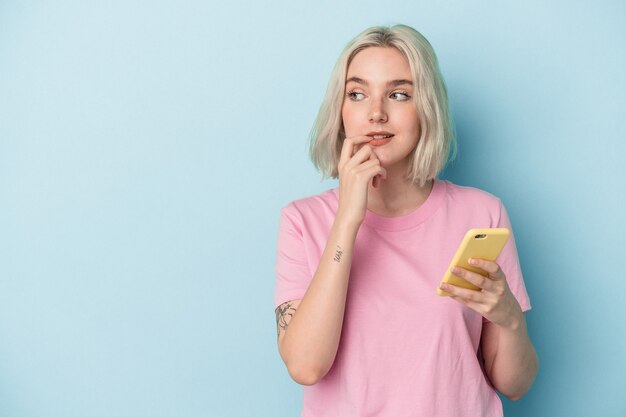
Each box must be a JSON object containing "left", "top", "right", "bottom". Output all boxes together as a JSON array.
[{"left": 1, "top": 1, "right": 625, "bottom": 416}]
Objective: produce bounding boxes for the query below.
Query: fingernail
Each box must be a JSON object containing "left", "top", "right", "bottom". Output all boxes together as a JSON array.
[{"left": 468, "top": 258, "right": 477, "bottom": 265}]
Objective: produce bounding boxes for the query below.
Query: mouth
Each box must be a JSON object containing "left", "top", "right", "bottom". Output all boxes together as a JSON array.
[
  {"left": 366, "top": 131, "right": 394, "bottom": 140},
  {"left": 367, "top": 131, "right": 394, "bottom": 146}
]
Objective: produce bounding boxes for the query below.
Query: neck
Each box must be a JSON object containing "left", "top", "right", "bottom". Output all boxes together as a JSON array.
[{"left": 367, "top": 166, "right": 434, "bottom": 216}]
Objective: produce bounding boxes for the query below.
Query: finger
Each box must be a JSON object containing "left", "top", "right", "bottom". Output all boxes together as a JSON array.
[
  {"left": 339, "top": 136, "right": 373, "bottom": 168},
  {"left": 370, "top": 152, "right": 381, "bottom": 188},
  {"left": 468, "top": 258, "right": 505, "bottom": 280},
  {"left": 372, "top": 168, "right": 387, "bottom": 188},
  {"left": 351, "top": 161, "right": 387, "bottom": 189},
  {"left": 439, "top": 282, "right": 484, "bottom": 302},
  {"left": 448, "top": 293, "right": 483, "bottom": 312},
  {"left": 451, "top": 266, "right": 493, "bottom": 291},
  {"left": 352, "top": 156, "right": 386, "bottom": 174},
  {"left": 352, "top": 158, "right": 381, "bottom": 173},
  {"left": 350, "top": 135, "right": 376, "bottom": 157},
  {"left": 367, "top": 150, "right": 387, "bottom": 176},
  {"left": 343, "top": 144, "right": 377, "bottom": 171}
]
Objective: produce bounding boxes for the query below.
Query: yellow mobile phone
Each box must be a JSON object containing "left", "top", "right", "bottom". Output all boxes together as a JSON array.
[{"left": 436, "top": 228, "right": 510, "bottom": 296}]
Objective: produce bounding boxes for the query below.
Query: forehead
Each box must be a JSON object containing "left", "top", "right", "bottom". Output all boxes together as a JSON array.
[{"left": 346, "top": 47, "right": 412, "bottom": 81}]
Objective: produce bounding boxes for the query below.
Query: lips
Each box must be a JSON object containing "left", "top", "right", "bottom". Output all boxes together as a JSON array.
[
  {"left": 366, "top": 131, "right": 394, "bottom": 139},
  {"left": 367, "top": 131, "right": 394, "bottom": 146}
]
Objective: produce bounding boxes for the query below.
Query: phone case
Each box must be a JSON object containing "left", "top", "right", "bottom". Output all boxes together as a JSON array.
[{"left": 436, "top": 228, "right": 510, "bottom": 296}]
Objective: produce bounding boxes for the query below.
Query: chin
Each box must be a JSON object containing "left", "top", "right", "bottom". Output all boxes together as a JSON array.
[{"left": 371, "top": 150, "right": 387, "bottom": 164}]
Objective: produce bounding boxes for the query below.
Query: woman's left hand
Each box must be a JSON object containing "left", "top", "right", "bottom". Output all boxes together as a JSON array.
[{"left": 439, "top": 258, "right": 523, "bottom": 329}]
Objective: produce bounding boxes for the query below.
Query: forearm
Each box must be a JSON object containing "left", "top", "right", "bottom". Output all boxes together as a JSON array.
[
  {"left": 486, "top": 314, "right": 539, "bottom": 400},
  {"left": 281, "top": 217, "right": 359, "bottom": 384}
]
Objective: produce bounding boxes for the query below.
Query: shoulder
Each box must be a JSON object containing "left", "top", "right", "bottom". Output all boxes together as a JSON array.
[
  {"left": 277, "top": 188, "right": 338, "bottom": 240},
  {"left": 443, "top": 180, "right": 503, "bottom": 209},
  {"left": 280, "top": 187, "right": 339, "bottom": 222},
  {"left": 441, "top": 180, "right": 505, "bottom": 224}
]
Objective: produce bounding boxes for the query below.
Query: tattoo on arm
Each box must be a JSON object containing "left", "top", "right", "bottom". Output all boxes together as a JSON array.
[
  {"left": 275, "top": 301, "right": 297, "bottom": 339},
  {"left": 333, "top": 245, "right": 344, "bottom": 263}
]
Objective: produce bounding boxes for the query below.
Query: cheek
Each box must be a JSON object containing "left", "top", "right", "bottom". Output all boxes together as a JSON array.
[
  {"left": 401, "top": 110, "right": 420, "bottom": 136},
  {"left": 401, "top": 108, "right": 418, "bottom": 123},
  {"left": 412, "top": 121, "right": 421, "bottom": 139},
  {"left": 341, "top": 107, "right": 354, "bottom": 133}
]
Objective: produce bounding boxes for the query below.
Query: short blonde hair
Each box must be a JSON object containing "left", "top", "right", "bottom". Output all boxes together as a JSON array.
[{"left": 309, "top": 24, "right": 457, "bottom": 186}]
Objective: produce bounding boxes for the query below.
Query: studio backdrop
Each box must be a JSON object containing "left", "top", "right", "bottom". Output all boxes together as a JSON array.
[{"left": 1, "top": 1, "right": 625, "bottom": 416}]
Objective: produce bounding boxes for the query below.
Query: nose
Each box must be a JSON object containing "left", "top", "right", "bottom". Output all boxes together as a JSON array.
[{"left": 368, "top": 97, "right": 387, "bottom": 123}]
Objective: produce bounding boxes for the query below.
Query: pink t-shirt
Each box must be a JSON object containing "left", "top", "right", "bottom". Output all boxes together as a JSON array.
[{"left": 274, "top": 179, "right": 531, "bottom": 417}]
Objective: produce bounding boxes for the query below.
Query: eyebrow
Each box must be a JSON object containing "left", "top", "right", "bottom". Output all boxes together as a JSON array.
[{"left": 345, "top": 77, "right": 413, "bottom": 87}]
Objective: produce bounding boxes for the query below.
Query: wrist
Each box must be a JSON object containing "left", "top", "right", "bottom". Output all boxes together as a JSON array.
[
  {"left": 501, "top": 305, "right": 525, "bottom": 333},
  {"left": 333, "top": 211, "right": 363, "bottom": 232}
]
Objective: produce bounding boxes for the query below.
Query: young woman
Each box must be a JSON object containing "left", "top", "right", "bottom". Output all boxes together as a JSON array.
[{"left": 274, "top": 24, "right": 538, "bottom": 417}]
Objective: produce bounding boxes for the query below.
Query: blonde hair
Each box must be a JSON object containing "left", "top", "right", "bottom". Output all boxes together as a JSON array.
[{"left": 309, "top": 24, "right": 457, "bottom": 186}]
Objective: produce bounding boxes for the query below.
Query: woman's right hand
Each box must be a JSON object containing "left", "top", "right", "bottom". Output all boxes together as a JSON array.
[{"left": 336, "top": 136, "right": 387, "bottom": 227}]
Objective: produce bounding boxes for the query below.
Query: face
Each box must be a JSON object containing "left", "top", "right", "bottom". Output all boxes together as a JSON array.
[{"left": 342, "top": 47, "right": 420, "bottom": 169}]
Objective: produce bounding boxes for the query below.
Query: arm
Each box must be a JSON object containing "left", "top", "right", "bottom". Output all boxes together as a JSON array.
[
  {"left": 481, "top": 313, "right": 539, "bottom": 400},
  {"left": 274, "top": 136, "right": 385, "bottom": 386},
  {"left": 440, "top": 258, "right": 538, "bottom": 400},
  {"left": 275, "top": 218, "right": 359, "bottom": 386}
]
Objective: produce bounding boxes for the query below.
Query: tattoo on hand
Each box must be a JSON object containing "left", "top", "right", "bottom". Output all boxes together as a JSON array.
[
  {"left": 333, "top": 245, "right": 344, "bottom": 263},
  {"left": 275, "top": 301, "right": 297, "bottom": 339}
]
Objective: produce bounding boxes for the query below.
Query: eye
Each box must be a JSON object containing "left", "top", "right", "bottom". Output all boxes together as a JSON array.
[
  {"left": 346, "top": 91, "right": 366, "bottom": 101},
  {"left": 390, "top": 91, "right": 411, "bottom": 101}
]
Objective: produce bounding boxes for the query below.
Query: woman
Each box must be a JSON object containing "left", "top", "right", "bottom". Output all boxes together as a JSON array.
[{"left": 274, "top": 24, "right": 538, "bottom": 417}]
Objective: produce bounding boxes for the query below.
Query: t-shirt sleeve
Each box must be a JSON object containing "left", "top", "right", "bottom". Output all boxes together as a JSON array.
[
  {"left": 274, "top": 204, "right": 312, "bottom": 310},
  {"left": 494, "top": 200, "right": 532, "bottom": 313}
]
